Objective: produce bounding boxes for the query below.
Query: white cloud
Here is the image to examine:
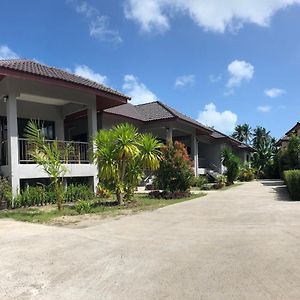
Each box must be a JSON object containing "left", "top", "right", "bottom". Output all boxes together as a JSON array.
[
  {"left": 0, "top": 45, "right": 19, "bottom": 60},
  {"left": 68, "top": 0, "right": 122, "bottom": 43},
  {"left": 257, "top": 105, "right": 272, "bottom": 112},
  {"left": 123, "top": 0, "right": 300, "bottom": 33},
  {"left": 74, "top": 65, "right": 107, "bottom": 84},
  {"left": 226, "top": 60, "right": 254, "bottom": 88},
  {"left": 264, "top": 88, "right": 286, "bottom": 98},
  {"left": 197, "top": 102, "right": 237, "bottom": 134},
  {"left": 122, "top": 74, "right": 157, "bottom": 104},
  {"left": 209, "top": 74, "right": 222, "bottom": 83},
  {"left": 175, "top": 74, "right": 195, "bottom": 88}
]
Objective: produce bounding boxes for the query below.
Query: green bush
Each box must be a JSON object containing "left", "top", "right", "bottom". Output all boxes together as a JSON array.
[
  {"left": 0, "top": 177, "right": 12, "bottom": 207},
  {"left": 75, "top": 200, "right": 91, "bottom": 214},
  {"left": 191, "top": 176, "right": 208, "bottom": 189},
  {"left": 13, "top": 183, "right": 93, "bottom": 208},
  {"left": 215, "top": 175, "right": 227, "bottom": 189},
  {"left": 154, "top": 141, "right": 194, "bottom": 192},
  {"left": 221, "top": 147, "right": 240, "bottom": 185},
  {"left": 284, "top": 170, "right": 300, "bottom": 201},
  {"left": 64, "top": 184, "right": 93, "bottom": 202},
  {"left": 239, "top": 166, "right": 255, "bottom": 182}
]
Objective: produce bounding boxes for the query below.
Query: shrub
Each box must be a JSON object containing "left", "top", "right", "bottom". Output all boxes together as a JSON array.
[
  {"left": 12, "top": 183, "right": 93, "bottom": 208},
  {"left": 148, "top": 190, "right": 191, "bottom": 199},
  {"left": 284, "top": 170, "right": 300, "bottom": 201},
  {"left": 221, "top": 147, "right": 240, "bottom": 185},
  {"left": 75, "top": 200, "right": 91, "bottom": 214},
  {"left": 96, "top": 183, "right": 112, "bottom": 198},
  {"left": 0, "top": 177, "right": 12, "bottom": 209},
  {"left": 215, "top": 175, "right": 227, "bottom": 189},
  {"left": 239, "top": 166, "right": 255, "bottom": 182},
  {"left": 64, "top": 184, "right": 93, "bottom": 202},
  {"left": 154, "top": 141, "right": 194, "bottom": 192},
  {"left": 191, "top": 176, "right": 208, "bottom": 189}
]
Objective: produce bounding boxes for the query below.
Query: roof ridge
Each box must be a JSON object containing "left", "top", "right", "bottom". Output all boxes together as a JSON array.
[
  {"left": 135, "top": 100, "right": 159, "bottom": 107},
  {"left": 0, "top": 59, "right": 130, "bottom": 99}
]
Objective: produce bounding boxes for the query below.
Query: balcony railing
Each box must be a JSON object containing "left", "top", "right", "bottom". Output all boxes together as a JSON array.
[{"left": 18, "top": 138, "right": 90, "bottom": 164}]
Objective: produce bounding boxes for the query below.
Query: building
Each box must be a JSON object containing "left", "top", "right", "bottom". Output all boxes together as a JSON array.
[
  {"left": 275, "top": 121, "right": 300, "bottom": 149},
  {"left": 0, "top": 59, "right": 129, "bottom": 196},
  {"left": 66, "top": 101, "right": 253, "bottom": 176}
]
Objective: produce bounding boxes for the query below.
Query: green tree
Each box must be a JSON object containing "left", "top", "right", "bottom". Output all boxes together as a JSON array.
[
  {"left": 221, "top": 147, "right": 240, "bottom": 185},
  {"left": 94, "top": 123, "right": 162, "bottom": 204},
  {"left": 232, "top": 123, "right": 252, "bottom": 144},
  {"left": 25, "top": 120, "right": 68, "bottom": 210}
]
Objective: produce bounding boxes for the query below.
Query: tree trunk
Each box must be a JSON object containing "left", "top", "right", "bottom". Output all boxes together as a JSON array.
[{"left": 116, "top": 191, "right": 123, "bottom": 206}]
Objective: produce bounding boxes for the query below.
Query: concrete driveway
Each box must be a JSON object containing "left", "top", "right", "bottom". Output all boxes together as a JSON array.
[{"left": 1, "top": 180, "right": 300, "bottom": 300}]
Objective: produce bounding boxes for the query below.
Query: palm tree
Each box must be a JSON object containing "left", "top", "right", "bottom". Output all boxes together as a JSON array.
[
  {"left": 232, "top": 123, "right": 252, "bottom": 144},
  {"left": 25, "top": 120, "right": 68, "bottom": 210},
  {"left": 94, "top": 123, "right": 162, "bottom": 204}
]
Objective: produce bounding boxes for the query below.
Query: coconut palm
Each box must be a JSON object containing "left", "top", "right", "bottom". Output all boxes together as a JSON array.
[
  {"left": 94, "top": 123, "right": 162, "bottom": 204},
  {"left": 24, "top": 120, "right": 68, "bottom": 210},
  {"left": 232, "top": 123, "right": 252, "bottom": 144}
]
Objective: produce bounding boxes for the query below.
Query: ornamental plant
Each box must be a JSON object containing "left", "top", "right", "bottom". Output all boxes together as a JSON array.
[{"left": 154, "top": 141, "right": 194, "bottom": 193}]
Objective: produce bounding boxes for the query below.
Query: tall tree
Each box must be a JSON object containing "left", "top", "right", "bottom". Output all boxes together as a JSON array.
[{"left": 232, "top": 123, "right": 252, "bottom": 144}]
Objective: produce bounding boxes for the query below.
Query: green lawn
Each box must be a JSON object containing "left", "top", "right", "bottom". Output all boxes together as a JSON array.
[{"left": 0, "top": 193, "right": 205, "bottom": 224}]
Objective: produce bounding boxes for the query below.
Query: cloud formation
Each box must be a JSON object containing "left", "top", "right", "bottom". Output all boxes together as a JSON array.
[
  {"left": 226, "top": 60, "right": 254, "bottom": 88},
  {"left": 68, "top": 0, "right": 122, "bottom": 43},
  {"left": 175, "top": 74, "right": 195, "bottom": 88},
  {"left": 197, "top": 102, "right": 237, "bottom": 134},
  {"left": 123, "top": 74, "right": 157, "bottom": 104},
  {"left": 0, "top": 45, "right": 19, "bottom": 60},
  {"left": 74, "top": 64, "right": 107, "bottom": 84},
  {"left": 264, "top": 88, "right": 286, "bottom": 98},
  {"left": 124, "top": 0, "right": 300, "bottom": 33},
  {"left": 257, "top": 105, "right": 272, "bottom": 112}
]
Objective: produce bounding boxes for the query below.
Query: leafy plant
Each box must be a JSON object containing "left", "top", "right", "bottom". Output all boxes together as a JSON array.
[
  {"left": 215, "top": 175, "right": 227, "bottom": 189},
  {"left": 75, "top": 200, "right": 91, "bottom": 214},
  {"left": 284, "top": 170, "right": 300, "bottom": 201},
  {"left": 221, "top": 147, "right": 240, "bottom": 185},
  {"left": 239, "top": 165, "right": 255, "bottom": 181},
  {"left": 0, "top": 177, "right": 12, "bottom": 208},
  {"left": 154, "top": 141, "right": 194, "bottom": 192},
  {"left": 191, "top": 175, "right": 208, "bottom": 189},
  {"left": 24, "top": 120, "right": 69, "bottom": 210},
  {"left": 94, "top": 123, "right": 162, "bottom": 204}
]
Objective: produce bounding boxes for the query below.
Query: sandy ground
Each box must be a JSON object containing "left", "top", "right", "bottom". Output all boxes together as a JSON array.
[{"left": 1, "top": 180, "right": 300, "bottom": 300}]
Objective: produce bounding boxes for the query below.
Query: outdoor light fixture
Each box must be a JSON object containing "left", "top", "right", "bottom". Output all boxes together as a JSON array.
[{"left": 2, "top": 95, "right": 8, "bottom": 103}]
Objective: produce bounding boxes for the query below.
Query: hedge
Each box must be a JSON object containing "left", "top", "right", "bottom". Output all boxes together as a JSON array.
[{"left": 284, "top": 170, "right": 300, "bottom": 201}]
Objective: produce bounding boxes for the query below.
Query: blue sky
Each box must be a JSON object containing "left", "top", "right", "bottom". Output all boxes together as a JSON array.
[{"left": 1, "top": 0, "right": 300, "bottom": 138}]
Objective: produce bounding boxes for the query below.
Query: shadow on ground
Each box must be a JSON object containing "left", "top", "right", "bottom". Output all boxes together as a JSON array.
[{"left": 259, "top": 179, "right": 291, "bottom": 201}]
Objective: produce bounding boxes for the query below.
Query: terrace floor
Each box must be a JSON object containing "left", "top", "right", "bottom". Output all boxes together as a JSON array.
[{"left": 2, "top": 180, "right": 300, "bottom": 300}]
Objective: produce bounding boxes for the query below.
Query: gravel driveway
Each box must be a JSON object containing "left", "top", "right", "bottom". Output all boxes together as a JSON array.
[{"left": 1, "top": 180, "right": 300, "bottom": 300}]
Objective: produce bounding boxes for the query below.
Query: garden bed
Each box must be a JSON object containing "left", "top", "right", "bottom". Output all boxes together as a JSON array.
[{"left": 0, "top": 193, "right": 205, "bottom": 225}]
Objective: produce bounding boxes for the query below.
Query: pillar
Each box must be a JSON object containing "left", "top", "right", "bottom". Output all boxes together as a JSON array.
[
  {"left": 166, "top": 127, "right": 173, "bottom": 142},
  {"left": 87, "top": 99, "right": 98, "bottom": 193},
  {"left": 6, "top": 93, "right": 20, "bottom": 200},
  {"left": 191, "top": 135, "right": 199, "bottom": 176}
]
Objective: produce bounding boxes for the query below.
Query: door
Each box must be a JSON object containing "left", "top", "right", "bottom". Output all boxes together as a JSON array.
[{"left": 0, "top": 117, "right": 7, "bottom": 165}]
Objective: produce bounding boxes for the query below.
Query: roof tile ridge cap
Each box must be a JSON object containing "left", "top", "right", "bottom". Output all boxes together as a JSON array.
[{"left": 135, "top": 100, "right": 159, "bottom": 107}]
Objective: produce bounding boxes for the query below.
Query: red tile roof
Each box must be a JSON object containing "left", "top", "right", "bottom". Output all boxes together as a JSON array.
[{"left": 0, "top": 59, "right": 130, "bottom": 100}]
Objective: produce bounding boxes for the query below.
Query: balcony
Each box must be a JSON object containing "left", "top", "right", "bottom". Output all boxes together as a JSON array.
[{"left": 18, "top": 138, "right": 90, "bottom": 164}]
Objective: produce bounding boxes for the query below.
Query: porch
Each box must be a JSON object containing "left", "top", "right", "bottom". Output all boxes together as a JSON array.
[{"left": 0, "top": 76, "right": 99, "bottom": 196}]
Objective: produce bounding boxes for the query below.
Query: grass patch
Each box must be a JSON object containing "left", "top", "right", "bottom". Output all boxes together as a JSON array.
[{"left": 0, "top": 193, "right": 205, "bottom": 224}]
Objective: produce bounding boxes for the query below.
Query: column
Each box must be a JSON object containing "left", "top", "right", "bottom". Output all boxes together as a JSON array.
[
  {"left": 6, "top": 93, "right": 20, "bottom": 200},
  {"left": 87, "top": 98, "right": 98, "bottom": 193},
  {"left": 166, "top": 127, "right": 173, "bottom": 142},
  {"left": 191, "top": 135, "right": 199, "bottom": 176}
]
